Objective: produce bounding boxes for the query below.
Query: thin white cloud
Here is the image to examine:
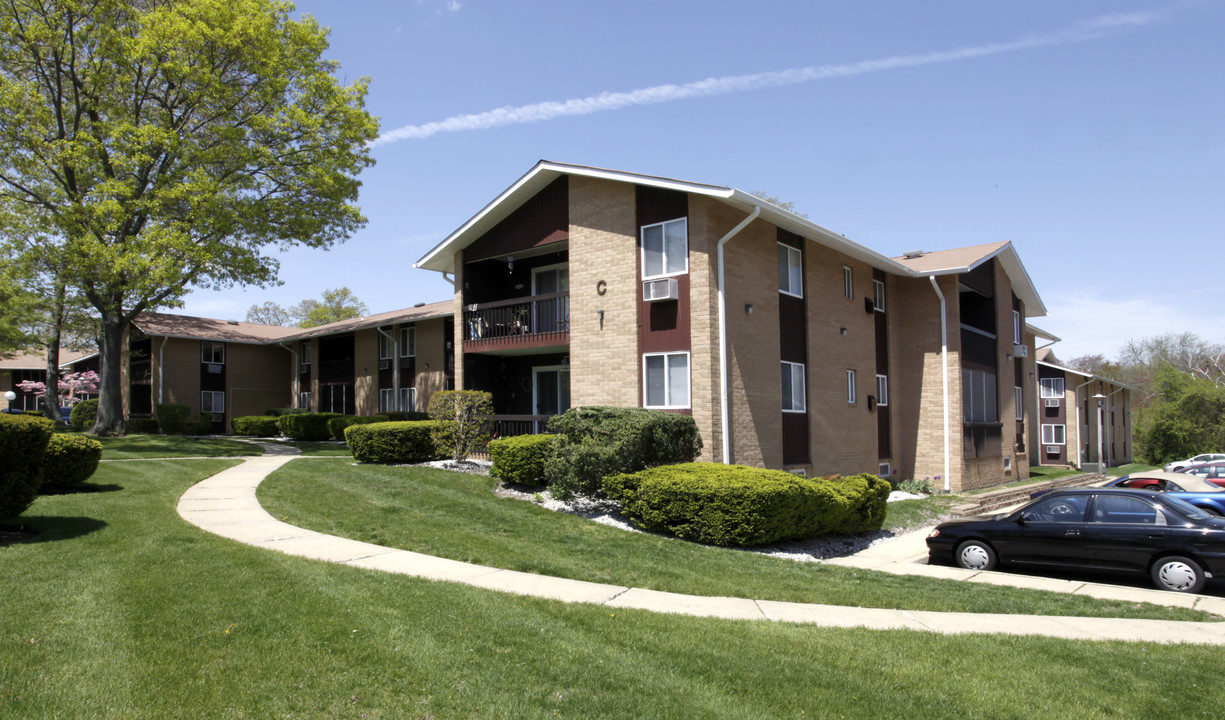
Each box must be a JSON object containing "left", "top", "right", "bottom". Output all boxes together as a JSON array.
[{"left": 372, "top": 10, "right": 1161, "bottom": 147}]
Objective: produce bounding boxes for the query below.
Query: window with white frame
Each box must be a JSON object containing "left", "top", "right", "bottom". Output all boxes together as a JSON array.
[
  {"left": 201, "top": 342, "right": 225, "bottom": 364},
  {"left": 643, "top": 352, "right": 690, "bottom": 408},
  {"left": 300, "top": 341, "right": 311, "bottom": 366},
  {"left": 876, "top": 374, "right": 889, "bottom": 407},
  {"left": 379, "top": 388, "right": 395, "bottom": 412},
  {"left": 873, "top": 280, "right": 886, "bottom": 312},
  {"left": 1015, "top": 386, "right": 1024, "bottom": 421},
  {"left": 778, "top": 243, "right": 803, "bottom": 298},
  {"left": 398, "top": 387, "right": 416, "bottom": 412},
  {"left": 299, "top": 391, "right": 312, "bottom": 410},
  {"left": 201, "top": 391, "right": 225, "bottom": 416},
  {"left": 843, "top": 266, "right": 853, "bottom": 299},
  {"left": 1042, "top": 424, "right": 1066, "bottom": 445},
  {"left": 1040, "top": 377, "right": 1065, "bottom": 398},
  {"left": 400, "top": 326, "right": 415, "bottom": 357},
  {"left": 847, "top": 370, "right": 857, "bottom": 404},
  {"left": 782, "top": 361, "right": 806, "bottom": 412},
  {"left": 878, "top": 463, "right": 891, "bottom": 478},
  {"left": 1013, "top": 310, "right": 1022, "bottom": 344},
  {"left": 378, "top": 328, "right": 393, "bottom": 360},
  {"left": 641, "top": 218, "right": 688, "bottom": 279}
]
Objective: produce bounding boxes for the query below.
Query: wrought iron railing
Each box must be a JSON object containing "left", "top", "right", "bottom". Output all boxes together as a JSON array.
[
  {"left": 464, "top": 292, "right": 569, "bottom": 346},
  {"left": 493, "top": 414, "right": 552, "bottom": 438}
]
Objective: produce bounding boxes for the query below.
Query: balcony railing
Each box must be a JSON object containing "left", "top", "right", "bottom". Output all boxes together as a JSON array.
[
  {"left": 493, "top": 414, "right": 552, "bottom": 438},
  {"left": 464, "top": 292, "right": 569, "bottom": 349}
]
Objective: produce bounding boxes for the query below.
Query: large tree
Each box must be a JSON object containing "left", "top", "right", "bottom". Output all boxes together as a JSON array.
[{"left": 0, "top": 0, "right": 377, "bottom": 434}]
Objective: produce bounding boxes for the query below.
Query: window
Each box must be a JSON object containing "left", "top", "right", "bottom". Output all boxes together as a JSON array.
[
  {"left": 782, "top": 361, "right": 806, "bottom": 412},
  {"left": 400, "top": 327, "right": 416, "bottom": 357},
  {"left": 1015, "top": 386, "right": 1024, "bottom": 421},
  {"left": 299, "top": 391, "right": 312, "bottom": 410},
  {"left": 201, "top": 391, "right": 225, "bottom": 415},
  {"left": 1012, "top": 310, "right": 1022, "bottom": 344},
  {"left": 876, "top": 374, "right": 889, "bottom": 407},
  {"left": 1040, "top": 377, "right": 1065, "bottom": 398},
  {"left": 1092, "top": 495, "right": 1163, "bottom": 525},
  {"left": 398, "top": 387, "right": 416, "bottom": 412},
  {"left": 846, "top": 370, "right": 857, "bottom": 404},
  {"left": 843, "top": 266, "right": 853, "bottom": 299},
  {"left": 963, "top": 368, "right": 998, "bottom": 423},
  {"left": 1041, "top": 424, "right": 1066, "bottom": 445},
  {"left": 873, "top": 280, "right": 886, "bottom": 312},
  {"left": 878, "top": 463, "right": 891, "bottom": 478},
  {"left": 1023, "top": 494, "right": 1087, "bottom": 523},
  {"left": 379, "top": 388, "right": 394, "bottom": 412},
  {"left": 777, "top": 243, "right": 802, "bottom": 297},
  {"left": 644, "top": 352, "right": 690, "bottom": 408},
  {"left": 201, "top": 342, "right": 225, "bottom": 364},
  {"left": 641, "top": 218, "right": 688, "bottom": 279},
  {"left": 300, "top": 341, "right": 311, "bottom": 366},
  {"left": 378, "top": 328, "right": 393, "bottom": 360}
]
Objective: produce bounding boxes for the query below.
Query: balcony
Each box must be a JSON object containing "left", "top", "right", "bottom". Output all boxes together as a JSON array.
[{"left": 464, "top": 291, "right": 569, "bottom": 353}]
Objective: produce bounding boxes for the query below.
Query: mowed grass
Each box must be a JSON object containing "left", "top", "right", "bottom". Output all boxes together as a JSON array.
[
  {"left": 2, "top": 459, "right": 1223, "bottom": 718},
  {"left": 258, "top": 460, "right": 1210, "bottom": 620},
  {"left": 89, "top": 433, "right": 264, "bottom": 459}
]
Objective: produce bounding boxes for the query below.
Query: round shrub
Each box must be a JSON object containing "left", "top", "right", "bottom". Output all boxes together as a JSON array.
[
  {"left": 42, "top": 433, "right": 103, "bottom": 490},
  {"left": 603, "top": 464, "right": 891, "bottom": 547},
  {"left": 345, "top": 421, "right": 442, "bottom": 464},
  {"left": 231, "top": 415, "right": 282, "bottom": 436},
  {"left": 328, "top": 414, "right": 390, "bottom": 441},
  {"left": 489, "top": 434, "right": 558, "bottom": 486},
  {"left": 278, "top": 412, "right": 342, "bottom": 441},
  {"left": 0, "top": 414, "right": 54, "bottom": 519},
  {"left": 70, "top": 399, "right": 98, "bottom": 429}
]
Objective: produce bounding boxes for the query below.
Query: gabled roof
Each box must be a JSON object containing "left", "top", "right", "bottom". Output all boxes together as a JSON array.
[
  {"left": 415, "top": 160, "right": 914, "bottom": 277},
  {"left": 0, "top": 349, "right": 96, "bottom": 370},
  {"left": 1035, "top": 359, "right": 1135, "bottom": 391},
  {"left": 134, "top": 313, "right": 302, "bottom": 344},
  {"left": 279, "top": 300, "right": 452, "bottom": 341},
  {"left": 1027, "top": 323, "right": 1061, "bottom": 343},
  {"left": 893, "top": 242, "right": 1046, "bottom": 318}
]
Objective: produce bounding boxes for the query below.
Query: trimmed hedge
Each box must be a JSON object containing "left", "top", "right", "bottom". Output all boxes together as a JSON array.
[
  {"left": 70, "top": 399, "right": 98, "bottom": 429},
  {"left": 345, "top": 421, "right": 441, "bottom": 464},
  {"left": 603, "top": 464, "right": 891, "bottom": 547},
  {"left": 231, "top": 415, "right": 282, "bottom": 437},
  {"left": 126, "top": 417, "right": 160, "bottom": 434},
  {"left": 278, "top": 412, "right": 343, "bottom": 441},
  {"left": 0, "top": 414, "right": 54, "bottom": 519},
  {"left": 265, "top": 407, "right": 310, "bottom": 417},
  {"left": 155, "top": 403, "right": 191, "bottom": 435},
  {"left": 544, "top": 406, "right": 702, "bottom": 499},
  {"left": 489, "top": 434, "right": 558, "bottom": 486},
  {"left": 328, "top": 414, "right": 390, "bottom": 441},
  {"left": 384, "top": 410, "right": 429, "bottom": 422},
  {"left": 42, "top": 433, "right": 103, "bottom": 490}
]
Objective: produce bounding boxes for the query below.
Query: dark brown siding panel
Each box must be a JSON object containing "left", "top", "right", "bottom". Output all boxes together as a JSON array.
[
  {"left": 782, "top": 412, "right": 810, "bottom": 465},
  {"left": 640, "top": 274, "right": 691, "bottom": 354},
  {"left": 636, "top": 185, "right": 688, "bottom": 228},
  {"left": 779, "top": 295, "right": 806, "bottom": 363},
  {"left": 465, "top": 176, "right": 569, "bottom": 262}
]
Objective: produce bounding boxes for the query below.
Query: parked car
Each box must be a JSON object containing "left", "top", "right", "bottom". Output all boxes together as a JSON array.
[
  {"left": 926, "top": 488, "right": 1225, "bottom": 592},
  {"left": 1105, "top": 473, "right": 1225, "bottom": 516},
  {"left": 1178, "top": 463, "right": 1225, "bottom": 488},
  {"left": 1163, "top": 453, "right": 1225, "bottom": 473}
]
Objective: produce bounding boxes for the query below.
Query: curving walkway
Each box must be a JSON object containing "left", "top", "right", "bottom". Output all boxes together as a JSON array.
[{"left": 176, "top": 445, "right": 1225, "bottom": 645}]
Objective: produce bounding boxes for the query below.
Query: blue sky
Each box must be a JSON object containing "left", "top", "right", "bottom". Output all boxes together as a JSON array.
[{"left": 177, "top": 0, "right": 1225, "bottom": 361}]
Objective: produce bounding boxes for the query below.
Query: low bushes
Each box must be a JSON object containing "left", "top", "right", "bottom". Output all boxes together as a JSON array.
[
  {"left": 0, "top": 414, "right": 54, "bottom": 519},
  {"left": 328, "top": 414, "right": 390, "bottom": 441},
  {"left": 489, "top": 434, "right": 558, "bottom": 486},
  {"left": 155, "top": 403, "right": 192, "bottom": 435},
  {"left": 345, "top": 421, "right": 441, "bottom": 464},
  {"left": 126, "top": 417, "right": 160, "bottom": 434},
  {"left": 544, "top": 406, "right": 702, "bottom": 499},
  {"left": 231, "top": 415, "right": 282, "bottom": 437},
  {"left": 278, "top": 412, "right": 343, "bottom": 441},
  {"left": 603, "top": 464, "right": 890, "bottom": 547},
  {"left": 384, "top": 411, "right": 429, "bottom": 422},
  {"left": 428, "top": 390, "right": 494, "bottom": 461},
  {"left": 69, "top": 399, "right": 98, "bottom": 429},
  {"left": 41, "top": 434, "right": 103, "bottom": 490}
]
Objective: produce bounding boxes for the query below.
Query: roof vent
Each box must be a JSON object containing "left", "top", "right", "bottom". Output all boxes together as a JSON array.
[
  {"left": 226, "top": 319, "right": 240, "bottom": 325},
  {"left": 413, "top": 302, "right": 425, "bottom": 308},
  {"left": 902, "top": 250, "right": 926, "bottom": 259}
]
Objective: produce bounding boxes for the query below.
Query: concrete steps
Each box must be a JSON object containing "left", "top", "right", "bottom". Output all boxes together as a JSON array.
[{"left": 950, "top": 473, "right": 1107, "bottom": 517}]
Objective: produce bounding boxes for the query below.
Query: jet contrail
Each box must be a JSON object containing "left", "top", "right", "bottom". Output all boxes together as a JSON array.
[{"left": 372, "top": 11, "right": 1157, "bottom": 147}]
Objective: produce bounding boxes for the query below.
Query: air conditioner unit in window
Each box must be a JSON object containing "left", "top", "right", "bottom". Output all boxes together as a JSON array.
[
  {"left": 207, "top": 363, "right": 223, "bottom": 374},
  {"left": 642, "top": 277, "right": 679, "bottom": 302},
  {"left": 1044, "top": 399, "right": 1061, "bottom": 408},
  {"left": 1013, "top": 344, "right": 1029, "bottom": 358},
  {"left": 378, "top": 360, "right": 390, "bottom": 370},
  {"left": 1045, "top": 445, "right": 1060, "bottom": 455}
]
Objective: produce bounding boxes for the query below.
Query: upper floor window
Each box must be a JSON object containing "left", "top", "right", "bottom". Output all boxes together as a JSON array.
[
  {"left": 778, "top": 243, "right": 803, "bottom": 298},
  {"left": 1040, "top": 377, "right": 1065, "bottom": 398},
  {"left": 644, "top": 352, "right": 690, "bottom": 409},
  {"left": 847, "top": 370, "right": 857, "bottom": 404},
  {"left": 400, "top": 327, "right": 416, "bottom": 357},
  {"left": 873, "top": 280, "right": 886, "bottom": 312},
  {"left": 963, "top": 368, "right": 998, "bottom": 423},
  {"left": 782, "top": 361, "right": 806, "bottom": 412},
  {"left": 876, "top": 374, "right": 889, "bottom": 407},
  {"left": 1015, "top": 386, "right": 1024, "bottom": 421},
  {"left": 641, "top": 218, "right": 688, "bottom": 279},
  {"left": 378, "top": 327, "right": 393, "bottom": 360},
  {"left": 201, "top": 342, "right": 225, "bottom": 365},
  {"left": 843, "top": 266, "right": 853, "bottom": 299},
  {"left": 1012, "top": 310, "right": 1022, "bottom": 344},
  {"left": 300, "top": 341, "right": 311, "bottom": 366}
]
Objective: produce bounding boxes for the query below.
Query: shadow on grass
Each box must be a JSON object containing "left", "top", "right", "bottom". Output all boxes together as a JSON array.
[
  {"left": 0, "top": 516, "right": 108, "bottom": 545},
  {"left": 39, "top": 483, "right": 124, "bottom": 495}
]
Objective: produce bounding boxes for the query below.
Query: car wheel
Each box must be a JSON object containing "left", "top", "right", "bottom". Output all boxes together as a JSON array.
[
  {"left": 955, "top": 540, "right": 997, "bottom": 571},
  {"left": 1150, "top": 556, "right": 1205, "bottom": 593}
]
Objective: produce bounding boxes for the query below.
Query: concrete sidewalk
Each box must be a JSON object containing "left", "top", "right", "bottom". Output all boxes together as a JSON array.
[{"left": 176, "top": 448, "right": 1225, "bottom": 645}]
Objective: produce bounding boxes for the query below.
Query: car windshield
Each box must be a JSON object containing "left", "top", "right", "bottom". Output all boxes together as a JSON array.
[
  {"left": 1161, "top": 495, "right": 1212, "bottom": 521},
  {"left": 1166, "top": 477, "right": 1223, "bottom": 493}
]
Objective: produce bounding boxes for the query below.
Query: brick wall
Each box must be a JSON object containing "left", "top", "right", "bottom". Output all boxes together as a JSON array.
[{"left": 414, "top": 317, "right": 449, "bottom": 412}]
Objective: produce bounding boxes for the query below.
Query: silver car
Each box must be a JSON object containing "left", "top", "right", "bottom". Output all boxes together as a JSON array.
[{"left": 1164, "top": 453, "right": 1225, "bottom": 473}]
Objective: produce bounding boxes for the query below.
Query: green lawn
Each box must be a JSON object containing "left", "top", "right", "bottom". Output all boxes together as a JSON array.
[
  {"left": 89, "top": 433, "right": 265, "bottom": 459},
  {"left": 258, "top": 460, "right": 1208, "bottom": 620},
  {"left": 2, "top": 459, "right": 1223, "bottom": 718}
]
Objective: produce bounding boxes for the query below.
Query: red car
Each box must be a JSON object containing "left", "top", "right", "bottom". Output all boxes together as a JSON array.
[{"left": 1179, "top": 463, "right": 1225, "bottom": 489}]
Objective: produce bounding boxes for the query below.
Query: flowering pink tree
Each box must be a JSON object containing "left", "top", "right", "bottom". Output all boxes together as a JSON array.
[{"left": 15, "top": 370, "right": 99, "bottom": 407}]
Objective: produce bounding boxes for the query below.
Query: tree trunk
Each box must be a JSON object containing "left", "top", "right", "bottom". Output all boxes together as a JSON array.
[
  {"left": 92, "top": 313, "right": 128, "bottom": 436},
  {"left": 42, "top": 279, "right": 66, "bottom": 424}
]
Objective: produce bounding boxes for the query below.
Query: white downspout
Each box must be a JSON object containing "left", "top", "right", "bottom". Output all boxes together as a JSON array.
[
  {"left": 377, "top": 326, "right": 399, "bottom": 411},
  {"left": 928, "top": 276, "right": 951, "bottom": 492},
  {"left": 279, "top": 342, "right": 299, "bottom": 408},
  {"left": 157, "top": 336, "right": 168, "bottom": 405},
  {"left": 1072, "top": 377, "right": 1095, "bottom": 468},
  {"left": 717, "top": 205, "right": 761, "bottom": 465},
  {"left": 442, "top": 272, "right": 455, "bottom": 287}
]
